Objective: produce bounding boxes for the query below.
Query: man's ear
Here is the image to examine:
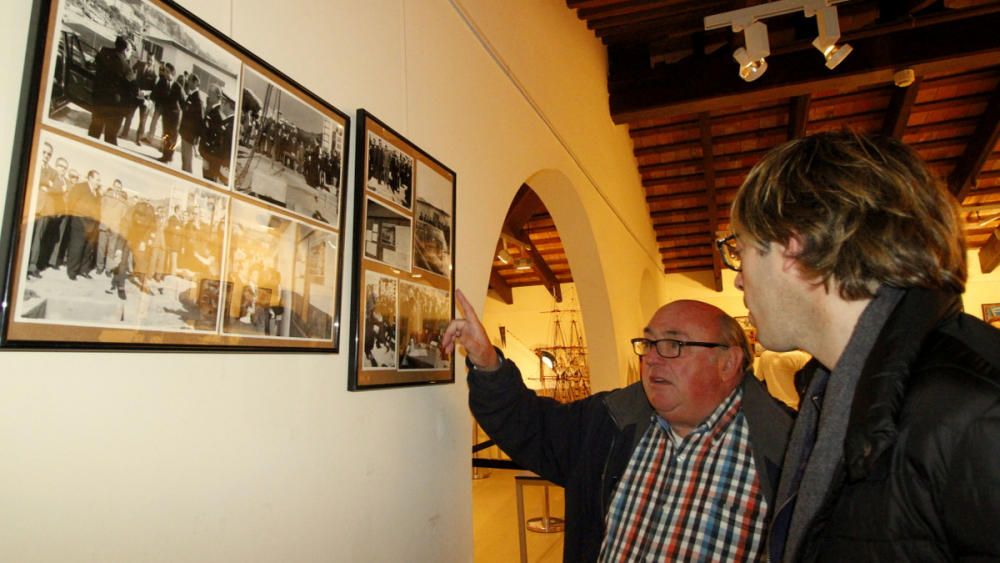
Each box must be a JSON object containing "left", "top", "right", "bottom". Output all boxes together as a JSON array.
[
  {"left": 780, "top": 233, "right": 805, "bottom": 272},
  {"left": 720, "top": 345, "right": 745, "bottom": 384}
]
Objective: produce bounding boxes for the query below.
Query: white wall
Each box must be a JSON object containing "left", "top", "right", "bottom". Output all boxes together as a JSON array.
[{"left": 0, "top": 0, "right": 657, "bottom": 561}]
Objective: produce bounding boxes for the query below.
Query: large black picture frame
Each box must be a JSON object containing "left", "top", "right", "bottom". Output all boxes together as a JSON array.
[
  {"left": 348, "top": 110, "right": 456, "bottom": 390},
  {"left": 0, "top": 0, "right": 350, "bottom": 352}
]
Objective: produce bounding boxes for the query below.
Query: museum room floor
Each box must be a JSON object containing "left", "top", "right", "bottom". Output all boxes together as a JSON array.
[{"left": 472, "top": 469, "right": 565, "bottom": 563}]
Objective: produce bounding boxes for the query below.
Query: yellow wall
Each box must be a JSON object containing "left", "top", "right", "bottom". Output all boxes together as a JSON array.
[
  {"left": 0, "top": 0, "right": 657, "bottom": 561},
  {"left": 664, "top": 251, "right": 1000, "bottom": 322}
]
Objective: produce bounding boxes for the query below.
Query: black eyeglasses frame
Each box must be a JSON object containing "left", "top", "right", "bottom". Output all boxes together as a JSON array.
[
  {"left": 630, "top": 337, "right": 729, "bottom": 359},
  {"left": 715, "top": 234, "right": 742, "bottom": 272}
]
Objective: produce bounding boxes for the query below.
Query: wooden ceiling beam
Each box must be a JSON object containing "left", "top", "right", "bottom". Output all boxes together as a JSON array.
[
  {"left": 881, "top": 75, "right": 923, "bottom": 139},
  {"left": 609, "top": 12, "right": 1000, "bottom": 123},
  {"left": 504, "top": 185, "right": 547, "bottom": 235},
  {"left": 524, "top": 242, "right": 562, "bottom": 302},
  {"left": 502, "top": 184, "right": 563, "bottom": 300},
  {"left": 788, "top": 95, "right": 812, "bottom": 140},
  {"left": 949, "top": 82, "right": 1000, "bottom": 200},
  {"left": 586, "top": 0, "right": 730, "bottom": 32},
  {"left": 489, "top": 269, "right": 513, "bottom": 305}
]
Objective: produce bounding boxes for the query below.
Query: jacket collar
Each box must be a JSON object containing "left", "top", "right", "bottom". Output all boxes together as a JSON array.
[
  {"left": 844, "top": 287, "right": 962, "bottom": 480},
  {"left": 603, "top": 381, "right": 653, "bottom": 431}
]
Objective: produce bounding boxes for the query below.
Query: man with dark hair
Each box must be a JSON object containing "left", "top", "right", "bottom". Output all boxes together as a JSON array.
[
  {"left": 720, "top": 131, "right": 1000, "bottom": 561},
  {"left": 145, "top": 61, "right": 170, "bottom": 144},
  {"left": 27, "top": 142, "right": 56, "bottom": 278},
  {"left": 179, "top": 73, "right": 203, "bottom": 173},
  {"left": 443, "top": 290, "right": 792, "bottom": 562},
  {"left": 87, "top": 36, "right": 135, "bottom": 145},
  {"left": 64, "top": 169, "right": 101, "bottom": 280},
  {"left": 157, "top": 63, "right": 184, "bottom": 164},
  {"left": 200, "top": 87, "right": 234, "bottom": 183},
  {"left": 121, "top": 52, "right": 157, "bottom": 145}
]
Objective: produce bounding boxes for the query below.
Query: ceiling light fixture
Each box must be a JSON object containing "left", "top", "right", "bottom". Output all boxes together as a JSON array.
[
  {"left": 705, "top": 0, "right": 850, "bottom": 81},
  {"left": 733, "top": 21, "right": 770, "bottom": 82},
  {"left": 808, "top": 4, "right": 852, "bottom": 69},
  {"left": 514, "top": 257, "right": 533, "bottom": 271},
  {"left": 496, "top": 239, "right": 513, "bottom": 265}
]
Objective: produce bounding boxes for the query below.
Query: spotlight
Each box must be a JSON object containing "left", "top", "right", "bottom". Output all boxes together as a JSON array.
[
  {"left": 810, "top": 5, "right": 852, "bottom": 69},
  {"left": 733, "top": 21, "right": 770, "bottom": 82},
  {"left": 496, "top": 239, "right": 513, "bottom": 264}
]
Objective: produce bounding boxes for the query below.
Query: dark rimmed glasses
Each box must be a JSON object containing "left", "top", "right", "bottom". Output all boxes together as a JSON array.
[
  {"left": 715, "top": 234, "right": 741, "bottom": 272},
  {"left": 631, "top": 337, "right": 729, "bottom": 359}
]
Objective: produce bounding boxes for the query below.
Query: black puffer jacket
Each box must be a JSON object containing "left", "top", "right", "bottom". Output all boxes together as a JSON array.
[
  {"left": 797, "top": 288, "right": 1000, "bottom": 561},
  {"left": 469, "top": 362, "right": 792, "bottom": 563}
]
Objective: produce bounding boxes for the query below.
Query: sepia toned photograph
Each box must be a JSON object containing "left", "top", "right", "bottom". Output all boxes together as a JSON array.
[
  {"left": 235, "top": 66, "right": 345, "bottom": 227},
  {"left": 221, "top": 201, "right": 340, "bottom": 340},
  {"left": 364, "top": 197, "right": 412, "bottom": 272},
  {"left": 398, "top": 280, "right": 451, "bottom": 370},
  {"left": 413, "top": 161, "right": 452, "bottom": 277},
  {"left": 43, "top": 0, "right": 241, "bottom": 187},
  {"left": 15, "top": 131, "right": 228, "bottom": 333},
  {"left": 366, "top": 130, "right": 413, "bottom": 210},
  {"left": 362, "top": 269, "right": 398, "bottom": 369}
]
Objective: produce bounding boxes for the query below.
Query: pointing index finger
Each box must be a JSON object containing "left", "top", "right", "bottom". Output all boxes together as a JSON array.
[{"left": 454, "top": 289, "right": 480, "bottom": 325}]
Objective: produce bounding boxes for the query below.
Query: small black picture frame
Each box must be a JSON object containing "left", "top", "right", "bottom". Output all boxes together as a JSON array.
[{"left": 348, "top": 110, "right": 456, "bottom": 390}]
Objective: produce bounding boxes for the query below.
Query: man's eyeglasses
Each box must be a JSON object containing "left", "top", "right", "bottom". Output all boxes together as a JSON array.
[
  {"left": 631, "top": 337, "right": 729, "bottom": 359},
  {"left": 715, "top": 234, "right": 741, "bottom": 272}
]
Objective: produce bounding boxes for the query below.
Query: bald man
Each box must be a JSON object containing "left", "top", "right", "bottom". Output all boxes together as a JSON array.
[{"left": 444, "top": 292, "right": 792, "bottom": 562}]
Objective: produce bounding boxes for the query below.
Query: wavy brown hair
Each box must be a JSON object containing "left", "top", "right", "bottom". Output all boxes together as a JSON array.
[{"left": 731, "top": 132, "right": 966, "bottom": 300}]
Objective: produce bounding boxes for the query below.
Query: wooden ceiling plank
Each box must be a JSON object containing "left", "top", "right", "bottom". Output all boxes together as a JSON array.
[
  {"left": 579, "top": 0, "right": 691, "bottom": 22},
  {"left": 587, "top": 0, "right": 731, "bottom": 31},
  {"left": 609, "top": 13, "right": 1000, "bottom": 123},
  {"left": 949, "top": 82, "right": 1000, "bottom": 200},
  {"left": 567, "top": 0, "right": 628, "bottom": 11}
]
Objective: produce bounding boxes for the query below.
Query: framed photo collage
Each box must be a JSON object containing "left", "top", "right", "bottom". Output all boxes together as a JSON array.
[{"left": 0, "top": 0, "right": 458, "bottom": 389}]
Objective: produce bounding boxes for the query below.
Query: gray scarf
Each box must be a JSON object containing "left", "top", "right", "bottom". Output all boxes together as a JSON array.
[{"left": 778, "top": 286, "right": 905, "bottom": 562}]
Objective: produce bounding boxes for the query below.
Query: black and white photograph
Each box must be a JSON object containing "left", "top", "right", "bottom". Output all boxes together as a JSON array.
[
  {"left": 413, "top": 161, "right": 453, "bottom": 277},
  {"left": 364, "top": 197, "right": 412, "bottom": 272},
  {"left": 397, "top": 281, "right": 451, "bottom": 371},
  {"left": 348, "top": 110, "right": 455, "bottom": 388},
  {"left": 15, "top": 130, "right": 228, "bottom": 333},
  {"left": 43, "top": 0, "right": 241, "bottom": 187},
  {"left": 2, "top": 0, "right": 351, "bottom": 351},
  {"left": 362, "top": 270, "right": 398, "bottom": 370},
  {"left": 235, "top": 66, "right": 345, "bottom": 227},
  {"left": 366, "top": 130, "right": 413, "bottom": 210},
  {"left": 221, "top": 201, "right": 339, "bottom": 340}
]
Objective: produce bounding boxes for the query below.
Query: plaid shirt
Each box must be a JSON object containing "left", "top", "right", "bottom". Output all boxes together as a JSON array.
[{"left": 598, "top": 387, "right": 767, "bottom": 562}]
